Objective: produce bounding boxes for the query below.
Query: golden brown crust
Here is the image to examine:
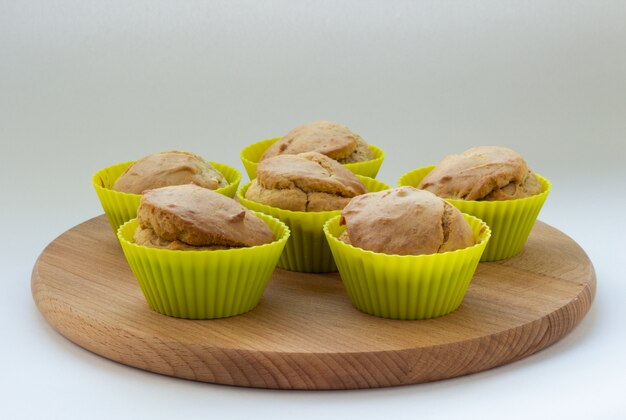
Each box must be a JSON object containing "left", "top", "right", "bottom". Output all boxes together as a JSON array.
[
  {"left": 260, "top": 121, "right": 373, "bottom": 162},
  {"left": 339, "top": 187, "right": 474, "bottom": 256},
  {"left": 245, "top": 152, "right": 368, "bottom": 212},
  {"left": 418, "top": 146, "right": 542, "bottom": 201},
  {"left": 112, "top": 151, "right": 227, "bottom": 194},
  {"left": 136, "top": 184, "right": 274, "bottom": 248}
]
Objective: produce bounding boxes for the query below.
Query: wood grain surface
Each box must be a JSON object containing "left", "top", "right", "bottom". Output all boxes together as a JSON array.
[{"left": 31, "top": 215, "right": 595, "bottom": 390}]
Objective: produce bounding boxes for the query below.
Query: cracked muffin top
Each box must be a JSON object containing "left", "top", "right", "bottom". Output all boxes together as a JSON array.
[
  {"left": 135, "top": 184, "right": 274, "bottom": 250},
  {"left": 418, "top": 146, "right": 542, "bottom": 201},
  {"left": 245, "top": 152, "right": 368, "bottom": 212},
  {"left": 339, "top": 186, "right": 474, "bottom": 256},
  {"left": 260, "top": 120, "right": 374, "bottom": 164},
  {"left": 112, "top": 151, "right": 227, "bottom": 194}
]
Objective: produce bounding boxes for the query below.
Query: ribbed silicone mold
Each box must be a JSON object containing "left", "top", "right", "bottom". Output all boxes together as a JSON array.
[
  {"left": 398, "top": 166, "right": 551, "bottom": 261},
  {"left": 237, "top": 176, "right": 390, "bottom": 273},
  {"left": 117, "top": 212, "right": 289, "bottom": 319},
  {"left": 93, "top": 161, "right": 242, "bottom": 231},
  {"left": 240, "top": 137, "right": 385, "bottom": 180},
  {"left": 324, "top": 214, "right": 490, "bottom": 320}
]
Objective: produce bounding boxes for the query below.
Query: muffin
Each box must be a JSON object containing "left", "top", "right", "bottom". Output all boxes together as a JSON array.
[
  {"left": 323, "top": 188, "right": 490, "bottom": 320},
  {"left": 245, "top": 152, "right": 369, "bottom": 212},
  {"left": 339, "top": 187, "right": 474, "bottom": 256},
  {"left": 116, "top": 184, "right": 290, "bottom": 319},
  {"left": 93, "top": 152, "right": 241, "bottom": 231},
  {"left": 112, "top": 150, "right": 227, "bottom": 194},
  {"left": 417, "top": 146, "right": 542, "bottom": 201},
  {"left": 135, "top": 184, "right": 274, "bottom": 250},
  {"left": 260, "top": 120, "right": 374, "bottom": 164},
  {"left": 237, "top": 153, "right": 390, "bottom": 272},
  {"left": 398, "top": 146, "right": 551, "bottom": 262},
  {"left": 240, "top": 122, "right": 385, "bottom": 180}
]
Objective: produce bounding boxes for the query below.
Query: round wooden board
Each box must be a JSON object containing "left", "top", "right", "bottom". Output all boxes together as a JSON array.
[{"left": 32, "top": 215, "right": 595, "bottom": 390}]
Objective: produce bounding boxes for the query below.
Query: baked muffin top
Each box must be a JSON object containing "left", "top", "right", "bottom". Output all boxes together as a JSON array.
[
  {"left": 339, "top": 186, "right": 474, "bottom": 256},
  {"left": 135, "top": 184, "right": 274, "bottom": 249},
  {"left": 112, "top": 151, "right": 227, "bottom": 194},
  {"left": 260, "top": 120, "right": 374, "bottom": 163},
  {"left": 418, "top": 146, "right": 542, "bottom": 201},
  {"left": 245, "top": 152, "right": 368, "bottom": 212}
]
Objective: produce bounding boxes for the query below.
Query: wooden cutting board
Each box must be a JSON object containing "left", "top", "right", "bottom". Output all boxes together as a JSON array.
[{"left": 31, "top": 215, "right": 595, "bottom": 390}]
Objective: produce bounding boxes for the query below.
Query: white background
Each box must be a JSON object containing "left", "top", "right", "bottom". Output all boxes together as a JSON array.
[{"left": 1, "top": 1, "right": 625, "bottom": 419}]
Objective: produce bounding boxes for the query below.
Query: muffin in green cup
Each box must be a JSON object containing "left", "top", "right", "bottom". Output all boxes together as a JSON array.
[
  {"left": 117, "top": 185, "right": 290, "bottom": 319},
  {"left": 398, "top": 147, "right": 550, "bottom": 261},
  {"left": 324, "top": 187, "right": 491, "bottom": 320}
]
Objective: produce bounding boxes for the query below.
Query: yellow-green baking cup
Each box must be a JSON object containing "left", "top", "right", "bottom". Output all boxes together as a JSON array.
[
  {"left": 324, "top": 214, "right": 490, "bottom": 320},
  {"left": 237, "top": 176, "right": 390, "bottom": 273},
  {"left": 398, "top": 166, "right": 551, "bottom": 262},
  {"left": 117, "top": 212, "right": 289, "bottom": 319},
  {"left": 240, "top": 138, "right": 385, "bottom": 180},
  {"left": 92, "top": 161, "right": 242, "bottom": 232}
]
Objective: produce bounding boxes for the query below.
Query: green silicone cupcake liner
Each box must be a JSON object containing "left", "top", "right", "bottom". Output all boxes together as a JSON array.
[
  {"left": 93, "top": 161, "right": 242, "bottom": 232},
  {"left": 117, "top": 212, "right": 289, "bottom": 319},
  {"left": 324, "top": 214, "right": 491, "bottom": 320},
  {"left": 398, "top": 166, "right": 551, "bottom": 262},
  {"left": 208, "top": 162, "right": 242, "bottom": 198},
  {"left": 240, "top": 138, "right": 385, "bottom": 180},
  {"left": 237, "top": 176, "right": 390, "bottom": 273},
  {"left": 240, "top": 138, "right": 278, "bottom": 180},
  {"left": 342, "top": 145, "right": 385, "bottom": 179}
]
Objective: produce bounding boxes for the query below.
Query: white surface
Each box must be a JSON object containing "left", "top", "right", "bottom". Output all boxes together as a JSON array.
[{"left": 1, "top": 1, "right": 625, "bottom": 419}]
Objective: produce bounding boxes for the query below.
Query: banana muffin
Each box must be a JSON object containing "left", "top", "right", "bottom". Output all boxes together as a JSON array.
[
  {"left": 245, "top": 152, "right": 369, "bottom": 212},
  {"left": 339, "top": 186, "right": 474, "bottom": 256},
  {"left": 112, "top": 151, "right": 227, "bottom": 194},
  {"left": 418, "top": 146, "right": 542, "bottom": 201},
  {"left": 260, "top": 120, "right": 374, "bottom": 164},
  {"left": 135, "top": 184, "right": 274, "bottom": 250}
]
